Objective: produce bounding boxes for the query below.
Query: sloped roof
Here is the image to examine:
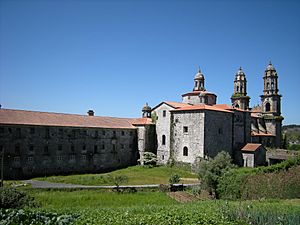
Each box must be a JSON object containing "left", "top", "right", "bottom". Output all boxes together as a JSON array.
[
  {"left": 182, "top": 90, "right": 216, "bottom": 97},
  {"left": 241, "top": 143, "right": 263, "bottom": 152},
  {"left": 131, "top": 118, "right": 154, "bottom": 125},
  {"left": 171, "top": 104, "right": 233, "bottom": 113},
  {"left": 151, "top": 101, "right": 191, "bottom": 111},
  {"left": 0, "top": 109, "right": 137, "bottom": 129},
  {"left": 251, "top": 131, "right": 275, "bottom": 137}
]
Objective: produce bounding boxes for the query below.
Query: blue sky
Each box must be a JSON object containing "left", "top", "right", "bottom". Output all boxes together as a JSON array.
[{"left": 1, "top": 0, "right": 299, "bottom": 124}]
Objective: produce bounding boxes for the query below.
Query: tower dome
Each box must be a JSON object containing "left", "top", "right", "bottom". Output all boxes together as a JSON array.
[
  {"left": 142, "top": 103, "right": 151, "bottom": 118},
  {"left": 194, "top": 69, "right": 204, "bottom": 79},
  {"left": 265, "top": 61, "right": 276, "bottom": 71},
  {"left": 193, "top": 68, "right": 205, "bottom": 91}
]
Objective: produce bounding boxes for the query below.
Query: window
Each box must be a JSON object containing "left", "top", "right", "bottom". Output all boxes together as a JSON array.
[
  {"left": 71, "top": 145, "right": 75, "bottom": 152},
  {"left": 183, "top": 146, "right": 188, "bottom": 156},
  {"left": 72, "top": 130, "right": 76, "bottom": 138},
  {"left": 94, "top": 145, "right": 98, "bottom": 153},
  {"left": 265, "top": 102, "right": 271, "bottom": 112},
  {"left": 102, "top": 130, "right": 106, "bottom": 135},
  {"left": 83, "top": 144, "right": 86, "bottom": 150},
  {"left": 121, "top": 131, "right": 125, "bottom": 136},
  {"left": 15, "top": 144, "right": 20, "bottom": 154},
  {"left": 27, "top": 156, "right": 33, "bottom": 162},
  {"left": 129, "top": 144, "right": 133, "bottom": 148},
  {"left": 29, "top": 145, "right": 34, "bottom": 151},
  {"left": 121, "top": 144, "right": 124, "bottom": 149},
  {"left": 183, "top": 126, "right": 188, "bottom": 133},
  {"left": 30, "top": 127, "right": 35, "bottom": 134},
  {"left": 163, "top": 110, "right": 166, "bottom": 117},
  {"left": 95, "top": 130, "right": 98, "bottom": 137},
  {"left": 236, "top": 86, "right": 239, "bottom": 92},
  {"left": 16, "top": 128, "right": 21, "bottom": 138},
  {"left": 45, "top": 128, "right": 50, "bottom": 139},
  {"left": 271, "top": 82, "right": 274, "bottom": 89},
  {"left": 44, "top": 145, "right": 49, "bottom": 154},
  {"left": 162, "top": 135, "right": 166, "bottom": 145},
  {"left": 102, "top": 144, "right": 105, "bottom": 149},
  {"left": 113, "top": 131, "right": 116, "bottom": 136},
  {"left": 130, "top": 131, "right": 133, "bottom": 136},
  {"left": 58, "top": 145, "right": 62, "bottom": 151},
  {"left": 0, "top": 127, "right": 4, "bottom": 133},
  {"left": 266, "top": 82, "right": 270, "bottom": 89},
  {"left": 218, "top": 128, "right": 223, "bottom": 134},
  {"left": 112, "top": 144, "right": 116, "bottom": 151},
  {"left": 162, "top": 155, "right": 164, "bottom": 160},
  {"left": 58, "top": 128, "right": 63, "bottom": 136}
]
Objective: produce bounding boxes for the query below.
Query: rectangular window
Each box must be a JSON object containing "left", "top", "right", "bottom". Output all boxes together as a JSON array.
[
  {"left": 59, "top": 128, "right": 63, "bottom": 136},
  {"left": 94, "top": 145, "right": 98, "bottom": 153},
  {"left": 15, "top": 144, "right": 20, "bottom": 154},
  {"left": 0, "top": 127, "right": 4, "bottom": 133},
  {"left": 102, "top": 144, "right": 105, "bottom": 150},
  {"left": 121, "top": 144, "right": 124, "bottom": 149},
  {"left": 45, "top": 128, "right": 50, "bottom": 139},
  {"left": 30, "top": 127, "right": 35, "bottom": 134},
  {"left": 44, "top": 145, "right": 49, "bottom": 154},
  {"left": 28, "top": 156, "right": 33, "bottom": 162},
  {"left": 16, "top": 128, "right": 21, "bottom": 138},
  {"left": 183, "top": 126, "right": 188, "bottom": 133},
  {"left": 102, "top": 130, "right": 105, "bottom": 135},
  {"left": 71, "top": 145, "right": 75, "bottom": 152},
  {"left": 218, "top": 128, "right": 223, "bottom": 134},
  {"left": 121, "top": 131, "right": 125, "bottom": 136},
  {"left": 113, "top": 131, "right": 116, "bottom": 136},
  {"left": 29, "top": 145, "right": 34, "bottom": 151},
  {"left": 83, "top": 145, "right": 86, "bottom": 150},
  {"left": 58, "top": 145, "right": 62, "bottom": 151},
  {"left": 95, "top": 130, "right": 98, "bottom": 137},
  {"left": 81, "top": 155, "right": 86, "bottom": 160},
  {"left": 163, "top": 110, "right": 166, "bottom": 117},
  {"left": 72, "top": 130, "right": 76, "bottom": 138}
]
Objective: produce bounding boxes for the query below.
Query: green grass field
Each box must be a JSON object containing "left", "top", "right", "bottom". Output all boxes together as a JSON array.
[
  {"left": 34, "top": 165, "right": 198, "bottom": 185},
  {"left": 24, "top": 189, "right": 300, "bottom": 225}
]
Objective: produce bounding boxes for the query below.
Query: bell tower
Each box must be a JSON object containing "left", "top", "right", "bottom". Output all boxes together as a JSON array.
[
  {"left": 193, "top": 69, "right": 206, "bottom": 91},
  {"left": 231, "top": 67, "right": 250, "bottom": 110},
  {"left": 260, "top": 61, "right": 283, "bottom": 147}
]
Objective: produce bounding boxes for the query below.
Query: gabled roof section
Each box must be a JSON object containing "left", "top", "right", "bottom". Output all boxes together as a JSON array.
[
  {"left": 131, "top": 118, "right": 154, "bottom": 126},
  {"left": 0, "top": 108, "right": 137, "bottom": 129},
  {"left": 171, "top": 104, "right": 233, "bottom": 113},
  {"left": 241, "top": 143, "right": 263, "bottom": 152},
  {"left": 151, "top": 101, "right": 191, "bottom": 111}
]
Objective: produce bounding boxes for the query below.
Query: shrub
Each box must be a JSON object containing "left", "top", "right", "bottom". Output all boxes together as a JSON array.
[
  {"left": 197, "top": 151, "right": 235, "bottom": 198},
  {"left": 0, "top": 188, "right": 37, "bottom": 209},
  {"left": 169, "top": 174, "right": 180, "bottom": 185},
  {"left": 139, "top": 152, "right": 157, "bottom": 166},
  {"left": 107, "top": 175, "right": 129, "bottom": 193}
]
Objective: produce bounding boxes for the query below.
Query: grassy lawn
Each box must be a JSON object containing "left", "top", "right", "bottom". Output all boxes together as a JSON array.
[{"left": 34, "top": 165, "right": 198, "bottom": 185}]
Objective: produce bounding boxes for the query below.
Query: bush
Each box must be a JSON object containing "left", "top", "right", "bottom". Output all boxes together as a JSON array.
[
  {"left": 139, "top": 152, "right": 157, "bottom": 166},
  {"left": 0, "top": 188, "right": 37, "bottom": 209},
  {"left": 218, "top": 156, "right": 300, "bottom": 200},
  {"left": 169, "top": 174, "right": 180, "bottom": 185},
  {"left": 197, "top": 151, "right": 235, "bottom": 198}
]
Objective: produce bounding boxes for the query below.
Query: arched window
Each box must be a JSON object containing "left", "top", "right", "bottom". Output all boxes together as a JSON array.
[
  {"left": 265, "top": 102, "right": 271, "bottom": 112},
  {"left": 183, "top": 146, "right": 188, "bottom": 156},
  {"left": 266, "top": 82, "right": 270, "bottom": 89},
  {"left": 162, "top": 135, "right": 166, "bottom": 145},
  {"left": 236, "top": 86, "right": 239, "bottom": 92},
  {"left": 271, "top": 82, "right": 274, "bottom": 89}
]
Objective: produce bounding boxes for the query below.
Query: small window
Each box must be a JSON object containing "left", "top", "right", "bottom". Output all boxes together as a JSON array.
[
  {"left": 45, "top": 128, "right": 50, "bottom": 139},
  {"left": 102, "top": 130, "right": 105, "bottom": 135},
  {"left": 30, "top": 127, "right": 35, "bottom": 134},
  {"left": 236, "top": 86, "right": 239, "bottom": 92},
  {"left": 44, "top": 145, "right": 49, "bottom": 154},
  {"left": 271, "top": 82, "right": 274, "bottom": 89},
  {"left": 82, "top": 130, "right": 87, "bottom": 135},
  {"left": 16, "top": 128, "right": 21, "bottom": 138},
  {"left": 71, "top": 145, "right": 75, "bottom": 152},
  {"left": 15, "top": 144, "right": 20, "bottom": 154},
  {"left": 162, "top": 155, "right": 164, "bottom": 160},
  {"left": 183, "top": 126, "right": 188, "bottom": 133},
  {"left": 29, "top": 145, "right": 34, "bottom": 151},
  {"left": 121, "top": 131, "right": 125, "bottom": 136},
  {"left": 0, "top": 127, "right": 4, "bottom": 133},
  {"left": 265, "top": 102, "right": 271, "bottom": 112},
  {"left": 72, "top": 130, "right": 76, "bottom": 138},
  {"left": 121, "top": 144, "right": 124, "bottom": 149},
  {"left": 218, "top": 128, "right": 223, "bottom": 134},
  {"left": 94, "top": 145, "right": 98, "bottom": 153},
  {"left": 83, "top": 145, "right": 86, "bottom": 150},
  {"left": 130, "top": 131, "right": 133, "bottom": 136},
  {"left": 113, "top": 131, "right": 116, "bottom": 136},
  {"left": 183, "top": 146, "right": 188, "bottom": 156},
  {"left": 28, "top": 156, "right": 33, "bottom": 162},
  {"left": 102, "top": 144, "right": 105, "bottom": 149},
  {"left": 162, "top": 135, "right": 166, "bottom": 145},
  {"left": 163, "top": 110, "right": 166, "bottom": 117},
  {"left": 58, "top": 145, "right": 62, "bottom": 151},
  {"left": 112, "top": 144, "right": 116, "bottom": 151},
  {"left": 58, "top": 128, "right": 63, "bottom": 136},
  {"left": 95, "top": 130, "right": 98, "bottom": 137}
]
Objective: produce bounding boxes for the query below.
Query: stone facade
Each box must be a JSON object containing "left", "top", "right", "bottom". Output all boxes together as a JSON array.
[{"left": 0, "top": 123, "right": 138, "bottom": 179}]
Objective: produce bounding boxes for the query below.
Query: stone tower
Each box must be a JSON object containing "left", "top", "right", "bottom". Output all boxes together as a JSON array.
[
  {"left": 260, "top": 62, "right": 283, "bottom": 147},
  {"left": 142, "top": 103, "right": 152, "bottom": 118},
  {"left": 231, "top": 67, "right": 250, "bottom": 110},
  {"left": 193, "top": 69, "right": 206, "bottom": 91}
]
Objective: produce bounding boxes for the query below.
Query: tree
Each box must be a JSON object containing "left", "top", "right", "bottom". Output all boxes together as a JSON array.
[
  {"left": 197, "top": 151, "right": 235, "bottom": 199},
  {"left": 108, "top": 175, "right": 129, "bottom": 193},
  {"left": 138, "top": 152, "right": 157, "bottom": 166}
]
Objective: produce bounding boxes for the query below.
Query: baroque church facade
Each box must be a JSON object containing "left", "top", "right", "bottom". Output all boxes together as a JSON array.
[{"left": 0, "top": 62, "right": 283, "bottom": 178}]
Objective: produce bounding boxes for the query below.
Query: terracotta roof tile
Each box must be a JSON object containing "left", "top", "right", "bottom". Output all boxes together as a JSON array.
[
  {"left": 171, "top": 104, "right": 233, "bottom": 113},
  {"left": 131, "top": 118, "right": 154, "bottom": 125},
  {"left": 241, "top": 143, "right": 262, "bottom": 152},
  {"left": 251, "top": 131, "right": 275, "bottom": 137},
  {"left": 0, "top": 109, "right": 137, "bottom": 129}
]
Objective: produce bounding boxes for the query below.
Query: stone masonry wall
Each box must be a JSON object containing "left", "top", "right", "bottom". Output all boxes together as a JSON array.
[{"left": 0, "top": 124, "right": 138, "bottom": 179}]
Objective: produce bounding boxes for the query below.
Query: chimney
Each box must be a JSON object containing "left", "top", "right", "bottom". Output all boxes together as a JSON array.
[{"left": 87, "top": 110, "right": 94, "bottom": 116}]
